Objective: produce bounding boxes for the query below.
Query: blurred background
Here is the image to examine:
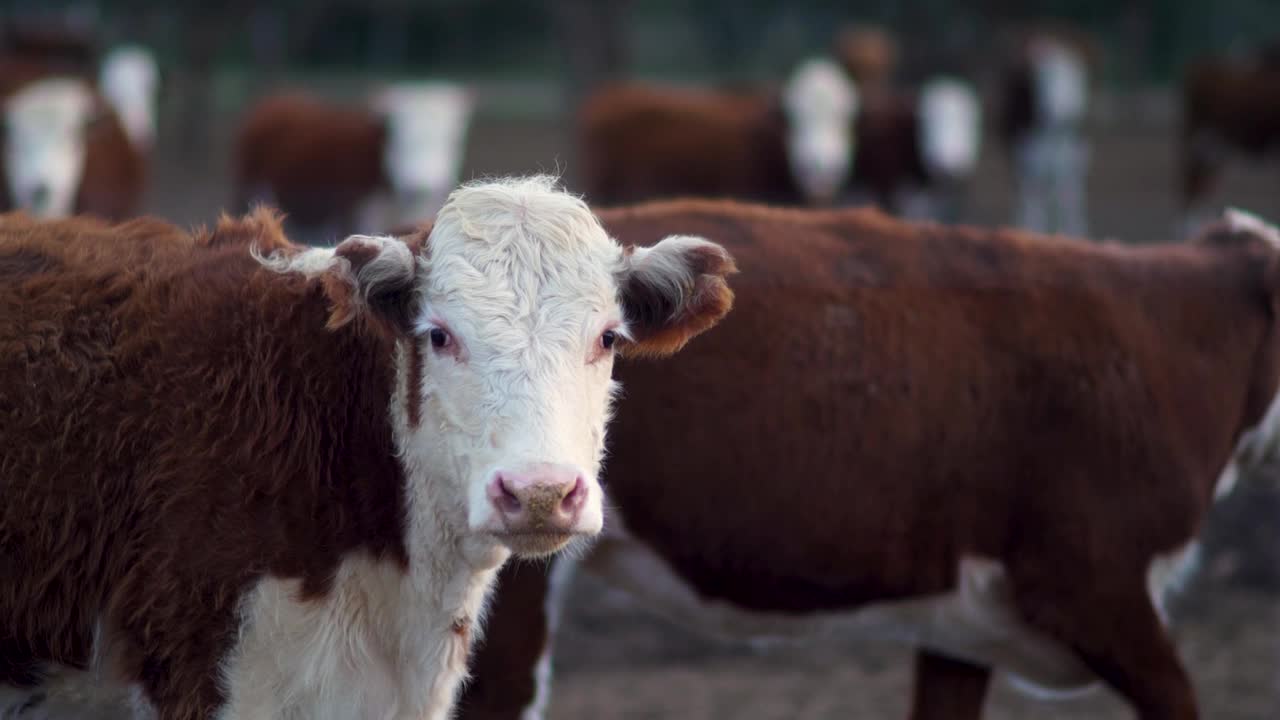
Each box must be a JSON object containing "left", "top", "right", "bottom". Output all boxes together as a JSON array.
[{"left": 3, "top": 1, "right": 1279, "bottom": 717}]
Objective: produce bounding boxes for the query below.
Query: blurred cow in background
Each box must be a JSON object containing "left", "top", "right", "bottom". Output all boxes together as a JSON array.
[
  {"left": 1001, "top": 31, "right": 1092, "bottom": 235},
  {"left": 0, "top": 22, "right": 152, "bottom": 221},
  {"left": 850, "top": 75, "right": 982, "bottom": 220},
  {"left": 834, "top": 24, "right": 898, "bottom": 98},
  {"left": 577, "top": 58, "right": 858, "bottom": 207},
  {"left": 234, "top": 82, "right": 474, "bottom": 244},
  {"left": 1181, "top": 47, "right": 1280, "bottom": 233},
  {"left": 0, "top": 74, "right": 144, "bottom": 220}
]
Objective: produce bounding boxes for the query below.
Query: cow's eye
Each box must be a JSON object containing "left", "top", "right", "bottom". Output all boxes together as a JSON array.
[
  {"left": 600, "top": 329, "right": 617, "bottom": 351},
  {"left": 429, "top": 327, "right": 451, "bottom": 350}
]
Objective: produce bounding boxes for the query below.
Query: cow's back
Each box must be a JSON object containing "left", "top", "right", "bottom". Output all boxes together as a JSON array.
[
  {"left": 577, "top": 85, "right": 793, "bottom": 206},
  {"left": 234, "top": 93, "right": 386, "bottom": 223},
  {"left": 596, "top": 201, "right": 1273, "bottom": 611}
]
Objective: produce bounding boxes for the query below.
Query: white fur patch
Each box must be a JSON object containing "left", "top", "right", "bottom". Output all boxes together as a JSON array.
[
  {"left": 1224, "top": 207, "right": 1280, "bottom": 248},
  {"left": 1031, "top": 41, "right": 1088, "bottom": 128},
  {"left": 373, "top": 82, "right": 475, "bottom": 224},
  {"left": 216, "top": 553, "right": 501, "bottom": 720},
  {"left": 781, "top": 58, "right": 859, "bottom": 203},
  {"left": 917, "top": 77, "right": 982, "bottom": 179},
  {"left": 99, "top": 45, "right": 159, "bottom": 151},
  {"left": 3, "top": 78, "right": 97, "bottom": 218},
  {"left": 1146, "top": 541, "right": 1201, "bottom": 626}
]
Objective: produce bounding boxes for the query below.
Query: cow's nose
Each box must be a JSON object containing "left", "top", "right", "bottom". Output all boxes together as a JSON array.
[{"left": 487, "top": 464, "right": 587, "bottom": 533}]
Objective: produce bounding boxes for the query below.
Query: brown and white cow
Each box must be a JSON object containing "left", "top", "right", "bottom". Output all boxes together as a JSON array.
[
  {"left": 1181, "top": 50, "right": 1280, "bottom": 231},
  {"left": 1000, "top": 32, "right": 1092, "bottom": 235},
  {"left": 0, "top": 74, "right": 145, "bottom": 220},
  {"left": 455, "top": 200, "right": 1280, "bottom": 720},
  {"left": 0, "top": 177, "right": 734, "bottom": 719},
  {"left": 234, "top": 83, "right": 474, "bottom": 242},
  {"left": 576, "top": 58, "right": 858, "bottom": 207},
  {"left": 850, "top": 76, "right": 982, "bottom": 220}
]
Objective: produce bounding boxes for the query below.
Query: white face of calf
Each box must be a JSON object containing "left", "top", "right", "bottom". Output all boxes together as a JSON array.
[
  {"left": 3, "top": 78, "right": 97, "bottom": 218},
  {"left": 1031, "top": 41, "right": 1088, "bottom": 128},
  {"left": 917, "top": 77, "right": 983, "bottom": 181},
  {"left": 268, "top": 177, "right": 735, "bottom": 560},
  {"left": 99, "top": 45, "right": 160, "bottom": 151},
  {"left": 374, "top": 83, "right": 474, "bottom": 224},
  {"left": 782, "top": 58, "right": 859, "bottom": 204}
]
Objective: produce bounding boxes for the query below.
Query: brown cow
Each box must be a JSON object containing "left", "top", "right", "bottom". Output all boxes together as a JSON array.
[
  {"left": 576, "top": 58, "right": 858, "bottom": 207},
  {"left": 456, "top": 200, "right": 1280, "bottom": 720},
  {"left": 234, "top": 84, "right": 473, "bottom": 242},
  {"left": 0, "top": 177, "right": 734, "bottom": 719},
  {"left": 1181, "top": 52, "right": 1280, "bottom": 230}
]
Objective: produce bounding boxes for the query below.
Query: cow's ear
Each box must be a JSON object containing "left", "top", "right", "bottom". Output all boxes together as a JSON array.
[
  {"left": 324, "top": 234, "right": 419, "bottom": 334},
  {"left": 617, "top": 235, "right": 736, "bottom": 358}
]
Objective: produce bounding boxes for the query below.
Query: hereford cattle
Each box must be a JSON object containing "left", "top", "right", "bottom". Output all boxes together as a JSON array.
[
  {"left": 0, "top": 75, "right": 145, "bottom": 220},
  {"left": 1181, "top": 51, "right": 1280, "bottom": 230},
  {"left": 576, "top": 58, "right": 858, "bottom": 207},
  {"left": 455, "top": 200, "right": 1280, "bottom": 720},
  {"left": 234, "top": 83, "right": 474, "bottom": 242},
  {"left": 0, "top": 176, "right": 735, "bottom": 719},
  {"left": 850, "top": 76, "right": 982, "bottom": 220},
  {"left": 1000, "top": 32, "right": 1091, "bottom": 235}
]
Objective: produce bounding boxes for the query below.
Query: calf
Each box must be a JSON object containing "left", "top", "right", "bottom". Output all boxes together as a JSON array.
[
  {"left": 1000, "top": 32, "right": 1091, "bottom": 235},
  {"left": 850, "top": 76, "right": 982, "bottom": 220},
  {"left": 0, "top": 177, "right": 735, "bottom": 719},
  {"left": 576, "top": 58, "right": 858, "bottom": 206},
  {"left": 456, "top": 200, "right": 1280, "bottom": 720},
  {"left": 1181, "top": 52, "right": 1280, "bottom": 230},
  {"left": 0, "top": 75, "right": 145, "bottom": 220},
  {"left": 234, "top": 83, "right": 474, "bottom": 241}
]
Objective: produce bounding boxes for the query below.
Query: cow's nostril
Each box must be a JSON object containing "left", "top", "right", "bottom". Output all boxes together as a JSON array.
[
  {"left": 560, "top": 476, "right": 586, "bottom": 514},
  {"left": 491, "top": 474, "right": 522, "bottom": 515}
]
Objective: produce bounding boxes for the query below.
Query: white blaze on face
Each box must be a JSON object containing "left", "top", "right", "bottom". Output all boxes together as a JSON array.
[
  {"left": 917, "top": 77, "right": 982, "bottom": 181},
  {"left": 408, "top": 179, "right": 623, "bottom": 556},
  {"left": 99, "top": 45, "right": 160, "bottom": 151},
  {"left": 374, "top": 82, "right": 474, "bottom": 224},
  {"left": 781, "top": 58, "right": 859, "bottom": 204},
  {"left": 1031, "top": 40, "right": 1088, "bottom": 128},
  {"left": 3, "top": 78, "right": 96, "bottom": 218}
]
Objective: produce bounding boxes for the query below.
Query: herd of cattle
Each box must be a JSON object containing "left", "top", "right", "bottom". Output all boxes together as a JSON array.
[{"left": 1, "top": 17, "right": 1280, "bottom": 720}]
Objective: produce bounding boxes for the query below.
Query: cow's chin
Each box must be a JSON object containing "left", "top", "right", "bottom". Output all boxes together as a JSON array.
[{"left": 491, "top": 531, "right": 581, "bottom": 558}]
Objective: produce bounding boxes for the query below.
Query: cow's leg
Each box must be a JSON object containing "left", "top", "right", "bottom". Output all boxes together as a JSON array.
[
  {"left": 1014, "top": 578, "right": 1197, "bottom": 720},
  {"left": 907, "top": 650, "right": 990, "bottom": 720},
  {"left": 1056, "top": 137, "right": 1089, "bottom": 237}
]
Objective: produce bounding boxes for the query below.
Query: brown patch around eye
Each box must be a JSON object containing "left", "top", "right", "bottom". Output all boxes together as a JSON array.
[{"left": 406, "top": 339, "right": 425, "bottom": 429}]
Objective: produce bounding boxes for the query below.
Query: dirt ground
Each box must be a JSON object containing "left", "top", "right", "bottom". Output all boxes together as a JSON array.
[{"left": 138, "top": 103, "right": 1280, "bottom": 719}]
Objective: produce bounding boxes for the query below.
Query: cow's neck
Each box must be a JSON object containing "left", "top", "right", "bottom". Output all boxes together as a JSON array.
[{"left": 388, "top": 338, "right": 513, "bottom": 719}]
